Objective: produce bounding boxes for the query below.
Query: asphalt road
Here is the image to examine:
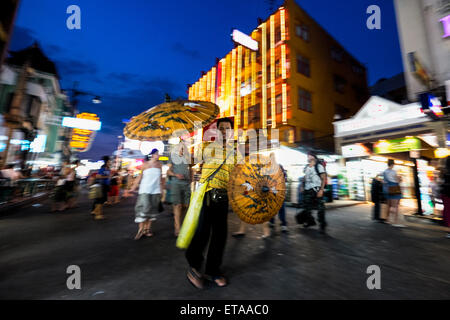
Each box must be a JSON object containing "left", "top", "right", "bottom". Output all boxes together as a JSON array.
[{"left": 0, "top": 192, "right": 449, "bottom": 300}]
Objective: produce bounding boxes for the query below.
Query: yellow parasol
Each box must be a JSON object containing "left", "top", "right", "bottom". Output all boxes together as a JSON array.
[
  {"left": 228, "top": 155, "right": 286, "bottom": 225},
  {"left": 123, "top": 100, "right": 219, "bottom": 141}
]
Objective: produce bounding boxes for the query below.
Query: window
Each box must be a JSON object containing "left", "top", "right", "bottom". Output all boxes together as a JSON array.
[
  {"left": 296, "top": 54, "right": 310, "bottom": 77},
  {"left": 298, "top": 87, "right": 312, "bottom": 112},
  {"left": 295, "top": 24, "right": 309, "bottom": 41},
  {"left": 331, "top": 46, "right": 343, "bottom": 62},
  {"left": 276, "top": 94, "right": 282, "bottom": 114},
  {"left": 249, "top": 104, "right": 260, "bottom": 123},
  {"left": 301, "top": 130, "right": 314, "bottom": 145},
  {"left": 267, "top": 98, "right": 272, "bottom": 118},
  {"left": 275, "top": 60, "right": 281, "bottom": 78},
  {"left": 334, "top": 74, "right": 346, "bottom": 93},
  {"left": 275, "top": 27, "right": 281, "bottom": 44},
  {"left": 351, "top": 62, "right": 364, "bottom": 75}
]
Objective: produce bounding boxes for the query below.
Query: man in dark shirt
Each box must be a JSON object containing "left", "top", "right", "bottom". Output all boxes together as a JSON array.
[{"left": 371, "top": 174, "right": 384, "bottom": 222}]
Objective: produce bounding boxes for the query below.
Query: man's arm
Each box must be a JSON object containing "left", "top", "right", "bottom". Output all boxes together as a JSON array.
[{"left": 317, "top": 172, "right": 326, "bottom": 198}]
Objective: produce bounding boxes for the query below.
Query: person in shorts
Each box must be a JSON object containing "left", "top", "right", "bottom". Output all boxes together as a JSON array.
[
  {"left": 167, "top": 143, "right": 191, "bottom": 236},
  {"left": 131, "top": 149, "right": 164, "bottom": 240}
]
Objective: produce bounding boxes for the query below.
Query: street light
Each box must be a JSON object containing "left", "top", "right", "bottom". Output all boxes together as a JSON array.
[{"left": 92, "top": 96, "right": 102, "bottom": 104}]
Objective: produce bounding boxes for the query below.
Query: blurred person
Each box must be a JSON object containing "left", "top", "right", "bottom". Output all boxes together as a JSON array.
[
  {"left": 167, "top": 144, "right": 191, "bottom": 237},
  {"left": 120, "top": 169, "right": 131, "bottom": 198},
  {"left": 371, "top": 173, "right": 385, "bottom": 222},
  {"left": 296, "top": 152, "right": 327, "bottom": 234},
  {"left": 269, "top": 165, "right": 288, "bottom": 233},
  {"left": 440, "top": 157, "right": 450, "bottom": 238},
  {"left": 131, "top": 149, "right": 164, "bottom": 240},
  {"left": 232, "top": 221, "right": 271, "bottom": 239},
  {"left": 65, "top": 160, "right": 80, "bottom": 209},
  {"left": 91, "top": 156, "right": 112, "bottom": 220},
  {"left": 1, "top": 164, "right": 23, "bottom": 182},
  {"left": 51, "top": 174, "right": 68, "bottom": 212},
  {"left": 107, "top": 170, "right": 121, "bottom": 204},
  {"left": 383, "top": 159, "right": 404, "bottom": 227},
  {"left": 185, "top": 118, "right": 235, "bottom": 289}
]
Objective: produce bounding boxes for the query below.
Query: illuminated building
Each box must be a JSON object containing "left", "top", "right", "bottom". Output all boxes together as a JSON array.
[{"left": 188, "top": 0, "right": 369, "bottom": 152}]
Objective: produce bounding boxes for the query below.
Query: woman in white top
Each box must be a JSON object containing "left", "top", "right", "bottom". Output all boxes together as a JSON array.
[{"left": 131, "top": 149, "right": 164, "bottom": 240}]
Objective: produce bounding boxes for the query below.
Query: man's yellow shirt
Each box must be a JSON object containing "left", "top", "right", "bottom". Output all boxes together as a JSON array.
[{"left": 199, "top": 141, "right": 238, "bottom": 192}]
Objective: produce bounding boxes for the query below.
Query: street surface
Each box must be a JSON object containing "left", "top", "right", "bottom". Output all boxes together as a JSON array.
[{"left": 1, "top": 192, "right": 449, "bottom": 300}]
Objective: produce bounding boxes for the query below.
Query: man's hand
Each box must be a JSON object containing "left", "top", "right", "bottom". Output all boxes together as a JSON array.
[
  {"left": 317, "top": 189, "right": 324, "bottom": 198},
  {"left": 176, "top": 174, "right": 184, "bottom": 180}
]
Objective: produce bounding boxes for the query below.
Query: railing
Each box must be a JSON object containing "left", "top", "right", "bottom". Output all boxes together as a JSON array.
[{"left": 0, "top": 178, "right": 56, "bottom": 205}]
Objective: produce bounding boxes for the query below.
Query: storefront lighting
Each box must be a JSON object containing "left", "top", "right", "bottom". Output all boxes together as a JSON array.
[
  {"left": 206, "top": 71, "right": 211, "bottom": 102},
  {"left": 270, "top": 15, "right": 276, "bottom": 129},
  {"left": 394, "top": 160, "right": 404, "bottom": 165},
  {"left": 435, "top": 148, "right": 450, "bottom": 158},
  {"left": 251, "top": 51, "right": 256, "bottom": 107},
  {"left": 221, "top": 59, "right": 226, "bottom": 113},
  {"left": 282, "top": 83, "right": 287, "bottom": 124},
  {"left": 370, "top": 156, "right": 388, "bottom": 162},
  {"left": 237, "top": 46, "right": 243, "bottom": 126},
  {"left": 262, "top": 22, "right": 267, "bottom": 129},
  {"left": 244, "top": 48, "right": 249, "bottom": 129},
  {"left": 231, "top": 49, "right": 236, "bottom": 117},
  {"left": 211, "top": 67, "right": 216, "bottom": 103}
]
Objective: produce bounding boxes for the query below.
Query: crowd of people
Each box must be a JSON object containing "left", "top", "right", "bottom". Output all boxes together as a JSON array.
[{"left": 25, "top": 118, "right": 449, "bottom": 290}]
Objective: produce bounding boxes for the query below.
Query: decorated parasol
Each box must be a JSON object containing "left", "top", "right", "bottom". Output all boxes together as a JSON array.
[
  {"left": 123, "top": 100, "right": 220, "bottom": 141},
  {"left": 228, "top": 155, "right": 286, "bottom": 225}
]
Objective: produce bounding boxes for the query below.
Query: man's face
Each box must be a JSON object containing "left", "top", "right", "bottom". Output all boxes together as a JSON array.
[
  {"left": 307, "top": 155, "right": 315, "bottom": 163},
  {"left": 218, "top": 121, "right": 232, "bottom": 141}
]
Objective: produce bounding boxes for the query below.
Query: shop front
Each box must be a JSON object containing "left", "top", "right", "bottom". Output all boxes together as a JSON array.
[{"left": 334, "top": 96, "right": 444, "bottom": 215}]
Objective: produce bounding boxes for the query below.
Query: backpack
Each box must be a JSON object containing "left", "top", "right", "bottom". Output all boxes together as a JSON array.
[{"left": 303, "top": 159, "right": 328, "bottom": 185}]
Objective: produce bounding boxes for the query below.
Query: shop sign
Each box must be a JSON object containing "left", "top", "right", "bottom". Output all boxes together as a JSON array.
[
  {"left": 334, "top": 97, "right": 426, "bottom": 137},
  {"left": 374, "top": 137, "right": 421, "bottom": 154},
  {"left": 231, "top": 29, "right": 258, "bottom": 51},
  {"left": 341, "top": 144, "right": 370, "bottom": 158},
  {"left": 69, "top": 113, "right": 100, "bottom": 152},
  {"left": 409, "top": 150, "right": 420, "bottom": 159},
  {"left": 435, "top": 148, "right": 450, "bottom": 158},
  {"left": 62, "top": 113, "right": 102, "bottom": 131},
  {"left": 419, "top": 93, "right": 444, "bottom": 119}
]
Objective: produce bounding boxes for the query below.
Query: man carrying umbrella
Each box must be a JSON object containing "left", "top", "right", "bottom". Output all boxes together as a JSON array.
[{"left": 185, "top": 117, "right": 235, "bottom": 289}]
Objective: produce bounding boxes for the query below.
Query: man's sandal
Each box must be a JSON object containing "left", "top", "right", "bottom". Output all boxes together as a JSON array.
[{"left": 187, "top": 268, "right": 204, "bottom": 289}]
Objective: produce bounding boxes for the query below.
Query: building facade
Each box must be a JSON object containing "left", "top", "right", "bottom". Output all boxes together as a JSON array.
[
  {"left": 188, "top": 0, "right": 369, "bottom": 152},
  {"left": 394, "top": 0, "right": 450, "bottom": 102},
  {"left": 0, "top": 44, "right": 70, "bottom": 168}
]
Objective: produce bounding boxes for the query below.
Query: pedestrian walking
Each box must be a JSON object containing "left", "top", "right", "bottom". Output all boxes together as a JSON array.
[
  {"left": 65, "top": 160, "right": 80, "bottom": 209},
  {"left": 383, "top": 159, "right": 404, "bottom": 227},
  {"left": 132, "top": 149, "right": 164, "bottom": 240},
  {"left": 185, "top": 117, "right": 235, "bottom": 289},
  {"left": 91, "top": 156, "right": 112, "bottom": 220},
  {"left": 269, "top": 165, "right": 288, "bottom": 233},
  {"left": 232, "top": 220, "right": 271, "bottom": 239},
  {"left": 167, "top": 144, "right": 191, "bottom": 237},
  {"left": 107, "top": 170, "right": 121, "bottom": 204},
  {"left": 440, "top": 156, "right": 450, "bottom": 238},
  {"left": 371, "top": 173, "right": 385, "bottom": 222},
  {"left": 296, "top": 152, "right": 327, "bottom": 234}
]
